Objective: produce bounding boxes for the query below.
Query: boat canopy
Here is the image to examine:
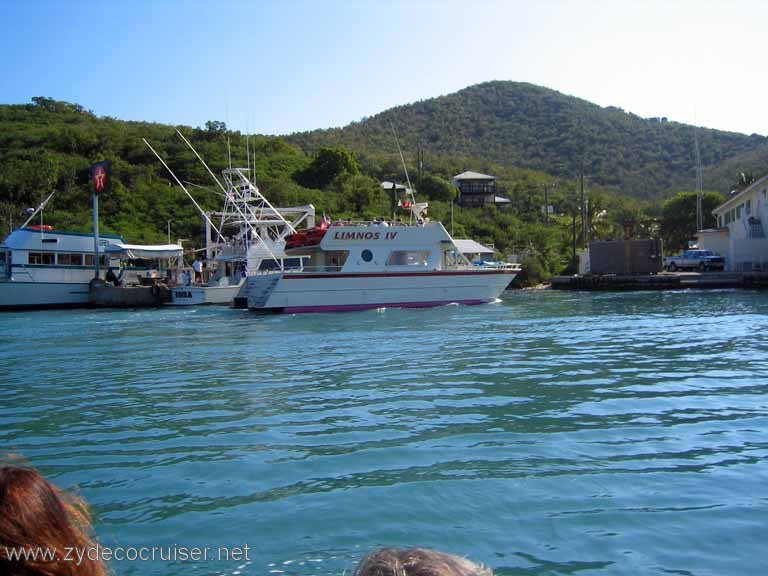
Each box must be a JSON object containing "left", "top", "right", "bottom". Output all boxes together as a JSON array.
[{"left": 106, "top": 243, "right": 183, "bottom": 259}]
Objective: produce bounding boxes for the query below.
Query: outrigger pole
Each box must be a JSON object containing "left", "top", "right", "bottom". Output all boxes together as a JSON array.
[
  {"left": 142, "top": 138, "right": 226, "bottom": 243},
  {"left": 20, "top": 190, "right": 57, "bottom": 230}
]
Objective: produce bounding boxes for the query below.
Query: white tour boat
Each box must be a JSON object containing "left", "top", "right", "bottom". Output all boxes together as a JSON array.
[
  {"left": 235, "top": 207, "right": 520, "bottom": 313},
  {"left": 0, "top": 225, "right": 124, "bottom": 310}
]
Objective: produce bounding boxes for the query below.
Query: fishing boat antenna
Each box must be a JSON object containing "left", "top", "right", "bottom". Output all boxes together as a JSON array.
[
  {"left": 227, "top": 133, "right": 233, "bottom": 170},
  {"left": 390, "top": 122, "right": 416, "bottom": 223},
  {"left": 246, "top": 132, "right": 251, "bottom": 175},
  {"left": 142, "top": 138, "right": 226, "bottom": 242}
]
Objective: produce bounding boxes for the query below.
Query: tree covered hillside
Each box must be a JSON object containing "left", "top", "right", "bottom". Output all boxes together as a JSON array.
[
  {"left": 0, "top": 97, "right": 651, "bottom": 285},
  {"left": 1, "top": 94, "right": 751, "bottom": 286},
  {"left": 288, "top": 81, "right": 767, "bottom": 198}
]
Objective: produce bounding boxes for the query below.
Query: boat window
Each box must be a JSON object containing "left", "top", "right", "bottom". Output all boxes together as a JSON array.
[
  {"left": 29, "top": 252, "right": 55, "bottom": 265},
  {"left": 57, "top": 253, "right": 83, "bottom": 266},
  {"left": 324, "top": 250, "right": 349, "bottom": 271},
  {"left": 361, "top": 249, "right": 373, "bottom": 262},
  {"left": 85, "top": 254, "right": 110, "bottom": 267},
  {"left": 386, "top": 250, "right": 430, "bottom": 266},
  {"left": 443, "top": 249, "right": 461, "bottom": 267}
]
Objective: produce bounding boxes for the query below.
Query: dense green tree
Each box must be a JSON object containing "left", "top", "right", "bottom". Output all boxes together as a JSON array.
[
  {"left": 330, "top": 173, "right": 378, "bottom": 215},
  {"left": 295, "top": 145, "right": 360, "bottom": 189},
  {"left": 417, "top": 174, "right": 458, "bottom": 202},
  {"left": 661, "top": 191, "right": 725, "bottom": 252}
]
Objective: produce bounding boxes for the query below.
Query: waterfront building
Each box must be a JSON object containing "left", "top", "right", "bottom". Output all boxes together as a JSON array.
[{"left": 698, "top": 173, "right": 768, "bottom": 271}]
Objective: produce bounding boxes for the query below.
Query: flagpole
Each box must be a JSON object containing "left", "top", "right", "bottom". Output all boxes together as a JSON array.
[{"left": 93, "top": 192, "right": 100, "bottom": 279}]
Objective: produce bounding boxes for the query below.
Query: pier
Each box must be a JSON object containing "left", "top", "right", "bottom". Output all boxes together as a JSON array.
[{"left": 551, "top": 271, "right": 768, "bottom": 291}]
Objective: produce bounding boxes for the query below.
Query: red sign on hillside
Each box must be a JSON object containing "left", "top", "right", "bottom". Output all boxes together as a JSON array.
[{"left": 90, "top": 161, "right": 111, "bottom": 195}]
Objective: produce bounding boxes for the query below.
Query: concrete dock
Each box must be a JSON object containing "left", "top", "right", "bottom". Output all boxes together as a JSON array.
[{"left": 551, "top": 271, "right": 768, "bottom": 291}]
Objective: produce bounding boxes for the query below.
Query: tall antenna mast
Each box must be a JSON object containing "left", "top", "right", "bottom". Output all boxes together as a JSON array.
[
  {"left": 390, "top": 123, "right": 414, "bottom": 196},
  {"left": 694, "top": 126, "right": 703, "bottom": 232},
  {"left": 390, "top": 122, "right": 415, "bottom": 223},
  {"left": 246, "top": 133, "right": 251, "bottom": 174}
]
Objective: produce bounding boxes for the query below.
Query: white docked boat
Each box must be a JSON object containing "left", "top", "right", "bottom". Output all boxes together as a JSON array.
[
  {"left": 165, "top": 168, "right": 315, "bottom": 306},
  {"left": 0, "top": 226, "right": 124, "bottom": 310},
  {"left": 145, "top": 132, "right": 314, "bottom": 307},
  {"left": 235, "top": 214, "right": 519, "bottom": 313}
]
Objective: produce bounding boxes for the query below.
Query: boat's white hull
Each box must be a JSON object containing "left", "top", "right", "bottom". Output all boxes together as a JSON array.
[
  {"left": 0, "top": 281, "right": 91, "bottom": 310},
  {"left": 166, "top": 283, "right": 243, "bottom": 306},
  {"left": 241, "top": 270, "right": 515, "bottom": 313}
]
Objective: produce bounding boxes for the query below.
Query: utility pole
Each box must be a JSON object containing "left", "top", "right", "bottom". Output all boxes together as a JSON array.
[
  {"left": 694, "top": 126, "right": 703, "bottom": 232},
  {"left": 580, "top": 161, "right": 586, "bottom": 247},
  {"left": 572, "top": 210, "right": 577, "bottom": 269}
]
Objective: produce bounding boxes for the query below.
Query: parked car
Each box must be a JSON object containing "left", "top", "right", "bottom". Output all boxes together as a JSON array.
[{"left": 664, "top": 249, "right": 725, "bottom": 272}]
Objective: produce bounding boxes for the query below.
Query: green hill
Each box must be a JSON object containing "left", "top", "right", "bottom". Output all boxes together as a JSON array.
[
  {"left": 287, "top": 81, "right": 767, "bottom": 198},
  {"left": 1, "top": 87, "right": 764, "bottom": 285}
]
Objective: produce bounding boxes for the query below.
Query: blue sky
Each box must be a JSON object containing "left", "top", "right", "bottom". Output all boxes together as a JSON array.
[{"left": 1, "top": 0, "right": 767, "bottom": 136}]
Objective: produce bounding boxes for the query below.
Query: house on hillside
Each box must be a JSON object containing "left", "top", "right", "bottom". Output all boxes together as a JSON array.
[
  {"left": 452, "top": 171, "right": 511, "bottom": 209},
  {"left": 697, "top": 174, "right": 768, "bottom": 271}
]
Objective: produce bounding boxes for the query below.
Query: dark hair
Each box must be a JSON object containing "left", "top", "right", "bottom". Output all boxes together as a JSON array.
[
  {"left": 0, "top": 466, "right": 107, "bottom": 576},
  {"left": 355, "top": 547, "right": 492, "bottom": 576}
]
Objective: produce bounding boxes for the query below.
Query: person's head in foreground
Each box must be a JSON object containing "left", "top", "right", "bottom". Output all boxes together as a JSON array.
[
  {"left": 356, "top": 547, "right": 493, "bottom": 576},
  {"left": 0, "top": 465, "right": 107, "bottom": 576}
]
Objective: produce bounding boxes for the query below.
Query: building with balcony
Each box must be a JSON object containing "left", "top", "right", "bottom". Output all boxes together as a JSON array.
[{"left": 451, "top": 171, "right": 511, "bottom": 209}]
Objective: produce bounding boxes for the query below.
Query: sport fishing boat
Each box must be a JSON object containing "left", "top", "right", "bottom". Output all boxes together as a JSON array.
[
  {"left": 166, "top": 168, "right": 314, "bottom": 307},
  {"left": 235, "top": 204, "right": 520, "bottom": 313},
  {"left": 145, "top": 132, "right": 314, "bottom": 306},
  {"left": 0, "top": 225, "right": 124, "bottom": 310}
]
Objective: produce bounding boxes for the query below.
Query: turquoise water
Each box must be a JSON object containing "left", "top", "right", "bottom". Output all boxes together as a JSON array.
[{"left": 2, "top": 290, "right": 768, "bottom": 576}]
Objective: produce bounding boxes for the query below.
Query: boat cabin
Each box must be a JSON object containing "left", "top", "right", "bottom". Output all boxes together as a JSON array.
[
  {"left": 284, "top": 221, "right": 468, "bottom": 273},
  {"left": 0, "top": 227, "right": 123, "bottom": 284}
]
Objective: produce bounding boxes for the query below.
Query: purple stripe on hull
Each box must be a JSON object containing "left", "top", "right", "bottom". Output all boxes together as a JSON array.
[{"left": 281, "top": 299, "right": 491, "bottom": 314}]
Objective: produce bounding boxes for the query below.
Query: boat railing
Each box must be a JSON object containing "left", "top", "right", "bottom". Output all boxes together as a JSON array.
[
  {"left": 245, "top": 264, "right": 344, "bottom": 275},
  {"left": 328, "top": 219, "right": 416, "bottom": 228}
]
